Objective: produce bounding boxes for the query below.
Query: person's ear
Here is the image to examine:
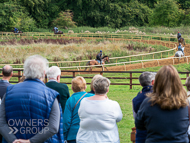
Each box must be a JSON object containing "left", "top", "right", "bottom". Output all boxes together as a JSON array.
[
  {"left": 152, "top": 80, "right": 155, "bottom": 85},
  {"left": 85, "top": 85, "right": 87, "bottom": 90},
  {"left": 11, "top": 72, "right": 13, "bottom": 77},
  {"left": 57, "top": 75, "right": 60, "bottom": 83},
  {"left": 107, "top": 88, "right": 109, "bottom": 93},
  {"left": 93, "top": 87, "right": 95, "bottom": 92},
  {"left": 71, "top": 86, "right": 74, "bottom": 92}
]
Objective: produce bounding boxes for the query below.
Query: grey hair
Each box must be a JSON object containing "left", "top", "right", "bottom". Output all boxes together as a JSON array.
[
  {"left": 93, "top": 76, "right": 111, "bottom": 95},
  {"left": 2, "top": 65, "right": 13, "bottom": 77},
  {"left": 185, "top": 77, "right": 190, "bottom": 91},
  {"left": 139, "top": 72, "right": 156, "bottom": 87},
  {"left": 24, "top": 55, "right": 49, "bottom": 79},
  {"left": 90, "top": 74, "right": 103, "bottom": 91},
  {"left": 47, "top": 66, "right": 61, "bottom": 80}
]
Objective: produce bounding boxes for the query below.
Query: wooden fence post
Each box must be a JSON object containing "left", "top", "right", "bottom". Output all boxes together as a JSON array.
[
  {"left": 18, "top": 70, "right": 21, "bottom": 82},
  {"left": 130, "top": 72, "right": 132, "bottom": 89},
  {"left": 73, "top": 72, "right": 76, "bottom": 78}
]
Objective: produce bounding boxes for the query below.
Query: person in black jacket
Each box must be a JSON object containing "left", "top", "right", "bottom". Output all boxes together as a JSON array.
[
  {"left": 177, "top": 32, "right": 182, "bottom": 40},
  {"left": 96, "top": 50, "right": 103, "bottom": 64},
  {"left": 132, "top": 72, "right": 156, "bottom": 143},
  {"left": 135, "top": 65, "right": 189, "bottom": 143},
  {"left": 0, "top": 65, "right": 13, "bottom": 143},
  {"left": 0, "top": 65, "right": 13, "bottom": 99},
  {"left": 46, "top": 66, "right": 70, "bottom": 113}
]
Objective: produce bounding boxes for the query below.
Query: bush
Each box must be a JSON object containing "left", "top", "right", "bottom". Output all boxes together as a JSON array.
[
  {"left": 52, "top": 10, "right": 76, "bottom": 29},
  {"left": 150, "top": 0, "right": 184, "bottom": 27}
]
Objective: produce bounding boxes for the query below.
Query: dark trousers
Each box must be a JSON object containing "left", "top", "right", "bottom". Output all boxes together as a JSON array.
[{"left": 136, "top": 129, "right": 147, "bottom": 143}]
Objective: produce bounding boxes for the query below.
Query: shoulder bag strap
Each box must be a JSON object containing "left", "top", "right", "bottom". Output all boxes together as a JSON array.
[
  {"left": 188, "top": 106, "right": 190, "bottom": 124},
  {"left": 73, "top": 93, "right": 87, "bottom": 110}
]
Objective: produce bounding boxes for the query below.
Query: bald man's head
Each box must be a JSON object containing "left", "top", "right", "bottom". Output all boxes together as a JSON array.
[{"left": 2, "top": 65, "right": 13, "bottom": 77}]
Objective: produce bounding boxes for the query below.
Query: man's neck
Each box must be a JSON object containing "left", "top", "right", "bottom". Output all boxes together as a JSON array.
[
  {"left": 48, "top": 78, "right": 58, "bottom": 82},
  {"left": 2, "top": 77, "right": 10, "bottom": 82}
]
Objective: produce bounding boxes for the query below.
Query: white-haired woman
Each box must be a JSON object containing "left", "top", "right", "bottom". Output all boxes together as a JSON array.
[
  {"left": 88, "top": 74, "right": 103, "bottom": 94},
  {"left": 76, "top": 76, "right": 123, "bottom": 143}
]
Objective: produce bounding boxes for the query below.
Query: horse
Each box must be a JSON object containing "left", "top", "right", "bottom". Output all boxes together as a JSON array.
[
  {"left": 11, "top": 29, "right": 23, "bottom": 33},
  {"left": 84, "top": 56, "right": 110, "bottom": 71},
  {"left": 174, "top": 47, "right": 185, "bottom": 61},
  {"left": 52, "top": 29, "right": 63, "bottom": 34},
  {"left": 177, "top": 37, "right": 185, "bottom": 45}
]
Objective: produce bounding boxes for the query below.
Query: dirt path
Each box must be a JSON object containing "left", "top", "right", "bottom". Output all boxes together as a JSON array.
[{"left": 59, "top": 37, "right": 190, "bottom": 72}]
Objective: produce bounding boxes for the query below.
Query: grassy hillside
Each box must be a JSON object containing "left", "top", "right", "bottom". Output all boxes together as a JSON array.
[{"left": 0, "top": 39, "right": 172, "bottom": 67}]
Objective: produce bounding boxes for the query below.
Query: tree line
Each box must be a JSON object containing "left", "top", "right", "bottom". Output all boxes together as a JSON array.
[{"left": 0, "top": 0, "right": 190, "bottom": 31}]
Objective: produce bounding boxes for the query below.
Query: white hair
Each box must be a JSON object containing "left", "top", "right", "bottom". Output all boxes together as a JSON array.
[
  {"left": 24, "top": 55, "right": 49, "bottom": 79},
  {"left": 47, "top": 66, "right": 61, "bottom": 80},
  {"left": 93, "top": 76, "right": 111, "bottom": 95}
]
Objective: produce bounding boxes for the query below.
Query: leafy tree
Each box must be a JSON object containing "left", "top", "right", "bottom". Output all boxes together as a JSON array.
[
  {"left": 0, "top": 0, "right": 36, "bottom": 31},
  {"left": 181, "top": 9, "right": 190, "bottom": 25},
  {"left": 52, "top": 10, "right": 76, "bottom": 28},
  {"left": 149, "top": 0, "right": 184, "bottom": 27},
  {"left": 176, "top": 0, "right": 190, "bottom": 9}
]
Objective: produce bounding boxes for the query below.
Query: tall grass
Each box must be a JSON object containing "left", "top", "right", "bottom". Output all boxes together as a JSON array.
[{"left": 0, "top": 39, "right": 171, "bottom": 68}]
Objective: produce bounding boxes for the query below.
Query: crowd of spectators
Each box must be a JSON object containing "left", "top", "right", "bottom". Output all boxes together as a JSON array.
[
  {"left": 0, "top": 55, "right": 122, "bottom": 143},
  {"left": 1, "top": 55, "right": 190, "bottom": 143}
]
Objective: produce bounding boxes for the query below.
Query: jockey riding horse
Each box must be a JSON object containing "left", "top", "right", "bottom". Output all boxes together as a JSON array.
[
  {"left": 54, "top": 27, "right": 58, "bottom": 34},
  {"left": 96, "top": 50, "right": 103, "bottom": 64},
  {"left": 52, "top": 27, "right": 63, "bottom": 34},
  {"left": 178, "top": 43, "right": 185, "bottom": 56},
  {"left": 14, "top": 27, "right": 18, "bottom": 33},
  {"left": 12, "top": 27, "right": 23, "bottom": 33},
  {"left": 177, "top": 32, "right": 185, "bottom": 45}
]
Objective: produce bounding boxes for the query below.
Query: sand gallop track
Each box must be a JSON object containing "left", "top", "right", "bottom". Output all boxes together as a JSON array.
[
  {"left": 64, "top": 37, "right": 190, "bottom": 71},
  {"left": 105, "top": 40, "right": 190, "bottom": 71}
]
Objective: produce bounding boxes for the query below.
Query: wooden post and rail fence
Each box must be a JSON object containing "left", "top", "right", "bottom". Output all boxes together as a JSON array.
[
  {"left": 0, "top": 70, "right": 189, "bottom": 89},
  {"left": 0, "top": 32, "right": 187, "bottom": 43}
]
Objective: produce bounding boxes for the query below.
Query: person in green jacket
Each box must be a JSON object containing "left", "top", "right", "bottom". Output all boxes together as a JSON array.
[{"left": 46, "top": 66, "right": 70, "bottom": 113}]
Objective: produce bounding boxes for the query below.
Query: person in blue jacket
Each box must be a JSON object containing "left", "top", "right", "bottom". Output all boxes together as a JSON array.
[
  {"left": 63, "top": 76, "right": 93, "bottom": 143},
  {"left": 14, "top": 27, "right": 18, "bottom": 33},
  {"left": 135, "top": 65, "right": 189, "bottom": 143},
  {"left": 178, "top": 43, "right": 184, "bottom": 56},
  {"left": 0, "top": 55, "right": 64, "bottom": 143},
  {"left": 54, "top": 27, "right": 58, "bottom": 33}
]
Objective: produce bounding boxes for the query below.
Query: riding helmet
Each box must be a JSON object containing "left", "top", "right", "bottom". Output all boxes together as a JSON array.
[{"left": 100, "top": 50, "right": 102, "bottom": 52}]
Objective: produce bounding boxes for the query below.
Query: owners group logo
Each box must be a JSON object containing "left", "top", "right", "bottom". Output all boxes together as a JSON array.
[{"left": 8, "top": 119, "right": 49, "bottom": 134}]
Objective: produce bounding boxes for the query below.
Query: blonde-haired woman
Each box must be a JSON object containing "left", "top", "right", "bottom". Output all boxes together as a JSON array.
[
  {"left": 76, "top": 76, "right": 122, "bottom": 143},
  {"left": 63, "top": 76, "right": 93, "bottom": 143},
  {"left": 135, "top": 65, "right": 189, "bottom": 143}
]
